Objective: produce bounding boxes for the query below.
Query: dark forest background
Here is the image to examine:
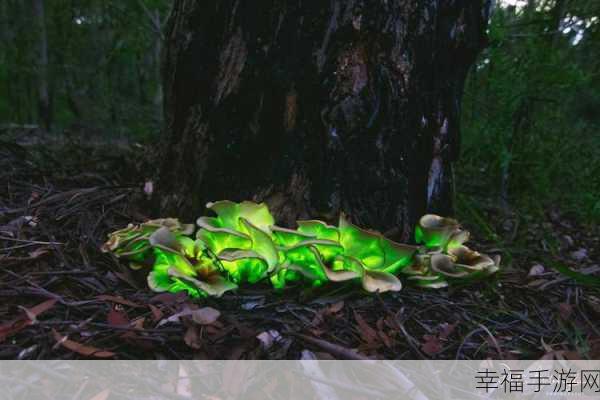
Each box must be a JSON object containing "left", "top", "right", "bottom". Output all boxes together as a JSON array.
[{"left": 1, "top": 0, "right": 598, "bottom": 225}]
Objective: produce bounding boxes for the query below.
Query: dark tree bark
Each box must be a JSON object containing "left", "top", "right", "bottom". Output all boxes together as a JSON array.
[
  {"left": 32, "top": 0, "right": 51, "bottom": 131},
  {"left": 157, "top": 0, "right": 491, "bottom": 241},
  {"left": 549, "top": 0, "right": 568, "bottom": 46}
]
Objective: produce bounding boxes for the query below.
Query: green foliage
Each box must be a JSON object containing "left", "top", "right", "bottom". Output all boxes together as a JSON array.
[
  {"left": 103, "top": 201, "right": 499, "bottom": 298},
  {"left": 460, "top": 2, "right": 600, "bottom": 223},
  {"left": 0, "top": 0, "right": 168, "bottom": 136}
]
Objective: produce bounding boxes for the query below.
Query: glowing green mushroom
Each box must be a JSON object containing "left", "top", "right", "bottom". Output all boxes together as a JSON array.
[
  {"left": 271, "top": 226, "right": 315, "bottom": 247},
  {"left": 207, "top": 200, "right": 275, "bottom": 233},
  {"left": 429, "top": 254, "right": 470, "bottom": 278},
  {"left": 339, "top": 214, "right": 385, "bottom": 269},
  {"left": 281, "top": 245, "right": 328, "bottom": 283},
  {"left": 415, "top": 214, "right": 468, "bottom": 250},
  {"left": 362, "top": 270, "right": 403, "bottom": 293},
  {"left": 217, "top": 250, "right": 269, "bottom": 283},
  {"left": 448, "top": 245, "right": 500, "bottom": 277},
  {"left": 102, "top": 200, "right": 500, "bottom": 298},
  {"left": 239, "top": 218, "right": 279, "bottom": 272},
  {"left": 297, "top": 220, "right": 340, "bottom": 242},
  {"left": 101, "top": 218, "right": 194, "bottom": 266},
  {"left": 378, "top": 237, "right": 419, "bottom": 274}
]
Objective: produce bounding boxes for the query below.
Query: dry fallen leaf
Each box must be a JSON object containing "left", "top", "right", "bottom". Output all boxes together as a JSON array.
[
  {"left": 528, "top": 263, "right": 545, "bottom": 277},
  {"left": 144, "top": 180, "right": 154, "bottom": 197},
  {"left": 327, "top": 301, "right": 344, "bottom": 314},
  {"left": 439, "top": 322, "right": 458, "bottom": 341},
  {"left": 353, "top": 311, "right": 378, "bottom": 345},
  {"left": 561, "top": 235, "right": 574, "bottom": 249},
  {"left": 148, "top": 304, "right": 163, "bottom": 322},
  {"left": 52, "top": 329, "right": 115, "bottom": 358},
  {"left": 421, "top": 334, "right": 442, "bottom": 356},
  {"left": 570, "top": 248, "right": 588, "bottom": 262},
  {"left": 158, "top": 306, "right": 220, "bottom": 327},
  {"left": 96, "top": 294, "right": 143, "bottom": 308},
  {"left": 107, "top": 308, "right": 130, "bottom": 327},
  {"left": 0, "top": 299, "right": 57, "bottom": 342},
  {"left": 257, "top": 330, "right": 281, "bottom": 350},
  {"left": 558, "top": 303, "right": 573, "bottom": 320},
  {"left": 191, "top": 307, "right": 221, "bottom": 325},
  {"left": 184, "top": 326, "right": 202, "bottom": 350}
]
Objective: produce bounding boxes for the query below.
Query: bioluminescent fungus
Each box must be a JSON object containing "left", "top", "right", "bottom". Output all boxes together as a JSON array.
[{"left": 102, "top": 201, "right": 499, "bottom": 298}]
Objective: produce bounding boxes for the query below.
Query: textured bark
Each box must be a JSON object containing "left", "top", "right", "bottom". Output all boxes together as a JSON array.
[{"left": 157, "top": 0, "right": 491, "bottom": 241}]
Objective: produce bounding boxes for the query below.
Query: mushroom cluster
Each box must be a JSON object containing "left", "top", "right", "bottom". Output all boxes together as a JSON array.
[{"left": 102, "top": 201, "right": 499, "bottom": 298}]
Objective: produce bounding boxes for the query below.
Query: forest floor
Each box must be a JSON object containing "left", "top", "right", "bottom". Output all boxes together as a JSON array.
[{"left": 1, "top": 130, "right": 600, "bottom": 360}]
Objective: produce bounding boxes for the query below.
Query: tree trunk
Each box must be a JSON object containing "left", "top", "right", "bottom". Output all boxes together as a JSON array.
[
  {"left": 32, "top": 0, "right": 51, "bottom": 131},
  {"left": 152, "top": 8, "right": 163, "bottom": 121},
  {"left": 157, "top": 0, "right": 491, "bottom": 241},
  {"left": 550, "top": 0, "right": 568, "bottom": 47}
]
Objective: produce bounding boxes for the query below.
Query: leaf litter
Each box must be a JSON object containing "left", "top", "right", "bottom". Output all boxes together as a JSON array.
[{"left": 1, "top": 135, "right": 600, "bottom": 359}]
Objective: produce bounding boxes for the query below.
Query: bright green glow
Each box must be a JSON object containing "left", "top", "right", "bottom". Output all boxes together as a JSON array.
[
  {"left": 309, "top": 241, "right": 344, "bottom": 263},
  {"left": 197, "top": 229, "right": 252, "bottom": 255},
  {"left": 219, "top": 251, "right": 268, "bottom": 283},
  {"left": 208, "top": 200, "right": 275, "bottom": 233},
  {"left": 104, "top": 201, "right": 500, "bottom": 297},
  {"left": 123, "top": 241, "right": 152, "bottom": 262},
  {"left": 339, "top": 215, "right": 385, "bottom": 269},
  {"left": 270, "top": 268, "right": 302, "bottom": 289},
  {"left": 379, "top": 238, "right": 418, "bottom": 274},
  {"left": 282, "top": 246, "right": 327, "bottom": 282},
  {"left": 154, "top": 249, "right": 196, "bottom": 277},
  {"left": 271, "top": 227, "right": 314, "bottom": 247},
  {"left": 415, "top": 225, "right": 447, "bottom": 248},
  {"left": 297, "top": 220, "right": 340, "bottom": 242},
  {"left": 239, "top": 218, "right": 278, "bottom": 272},
  {"left": 148, "top": 258, "right": 204, "bottom": 298}
]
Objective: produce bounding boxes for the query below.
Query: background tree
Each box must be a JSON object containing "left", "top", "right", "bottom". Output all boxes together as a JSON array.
[
  {"left": 459, "top": 0, "right": 600, "bottom": 223},
  {"left": 32, "top": 0, "right": 51, "bottom": 131},
  {"left": 155, "top": 1, "right": 492, "bottom": 240},
  {"left": 0, "top": 0, "right": 168, "bottom": 136}
]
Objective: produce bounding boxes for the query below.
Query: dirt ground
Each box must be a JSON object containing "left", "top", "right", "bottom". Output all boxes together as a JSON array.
[{"left": 1, "top": 131, "right": 599, "bottom": 360}]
